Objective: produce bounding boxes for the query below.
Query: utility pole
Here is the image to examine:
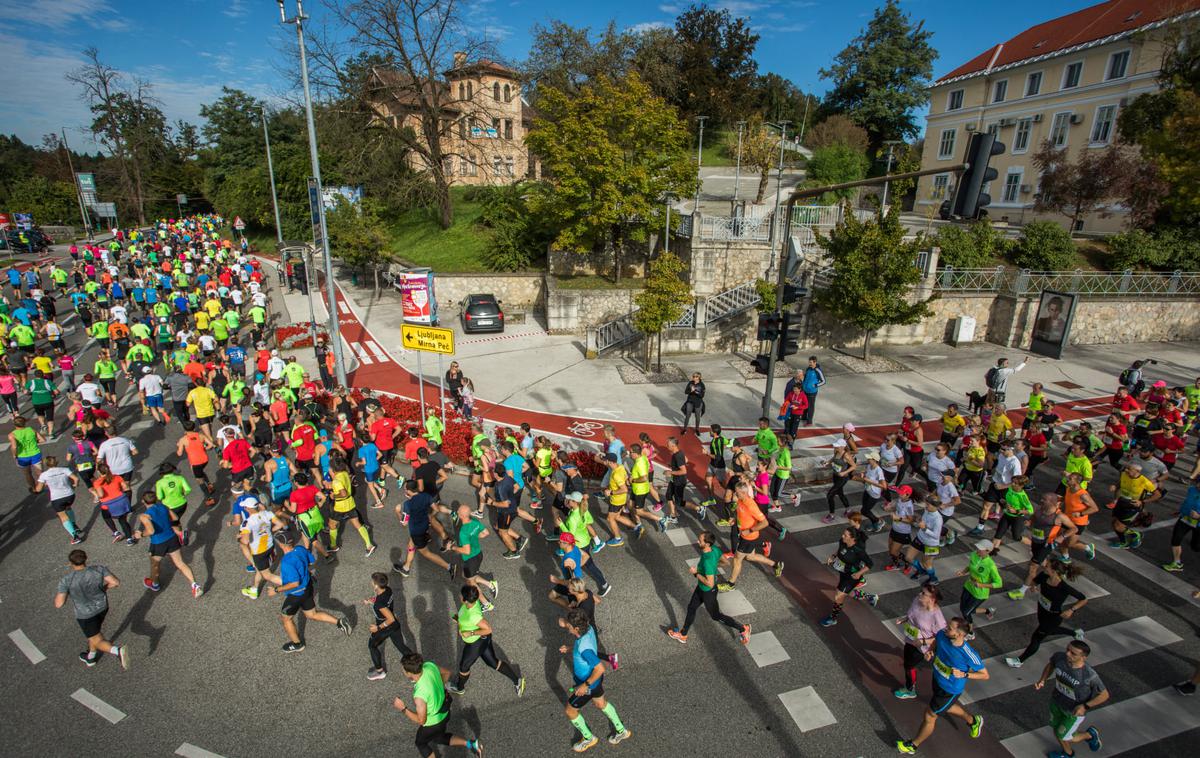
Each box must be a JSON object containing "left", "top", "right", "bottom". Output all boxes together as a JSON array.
[
  {"left": 767, "top": 120, "right": 791, "bottom": 266},
  {"left": 880, "top": 140, "right": 903, "bottom": 209},
  {"left": 732, "top": 120, "right": 746, "bottom": 209},
  {"left": 694, "top": 115, "right": 708, "bottom": 211},
  {"left": 261, "top": 107, "right": 284, "bottom": 246},
  {"left": 798, "top": 97, "right": 811, "bottom": 143},
  {"left": 60, "top": 128, "right": 93, "bottom": 242},
  {"left": 664, "top": 196, "right": 671, "bottom": 255},
  {"left": 278, "top": 0, "right": 347, "bottom": 386}
]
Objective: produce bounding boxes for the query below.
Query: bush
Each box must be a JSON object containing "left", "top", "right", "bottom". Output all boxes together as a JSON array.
[
  {"left": 1108, "top": 229, "right": 1170, "bottom": 270},
  {"left": 1012, "top": 221, "right": 1076, "bottom": 270},
  {"left": 1153, "top": 228, "right": 1200, "bottom": 271},
  {"left": 475, "top": 183, "right": 552, "bottom": 271},
  {"left": 754, "top": 278, "right": 776, "bottom": 312},
  {"left": 934, "top": 220, "right": 1011, "bottom": 268},
  {"left": 804, "top": 144, "right": 870, "bottom": 203}
]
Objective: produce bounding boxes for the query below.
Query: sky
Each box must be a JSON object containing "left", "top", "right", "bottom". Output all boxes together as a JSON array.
[{"left": 0, "top": 0, "right": 1102, "bottom": 152}]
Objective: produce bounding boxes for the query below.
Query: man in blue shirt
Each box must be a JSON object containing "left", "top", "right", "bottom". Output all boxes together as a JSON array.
[
  {"left": 225, "top": 339, "right": 247, "bottom": 378},
  {"left": 560, "top": 609, "right": 629, "bottom": 752},
  {"left": 897, "top": 618, "right": 988, "bottom": 754},
  {"left": 267, "top": 530, "right": 351, "bottom": 653},
  {"left": 132, "top": 492, "right": 203, "bottom": 598},
  {"left": 392, "top": 479, "right": 454, "bottom": 578}
]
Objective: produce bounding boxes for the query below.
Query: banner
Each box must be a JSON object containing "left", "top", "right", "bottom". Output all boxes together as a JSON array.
[
  {"left": 0, "top": 212, "right": 9, "bottom": 229},
  {"left": 1029, "top": 290, "right": 1077, "bottom": 360},
  {"left": 396, "top": 269, "right": 437, "bottom": 325},
  {"left": 321, "top": 185, "right": 363, "bottom": 210},
  {"left": 75, "top": 173, "right": 96, "bottom": 192},
  {"left": 14, "top": 213, "right": 33, "bottom": 230}
]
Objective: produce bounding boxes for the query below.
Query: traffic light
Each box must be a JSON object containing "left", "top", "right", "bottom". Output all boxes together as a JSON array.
[
  {"left": 750, "top": 354, "right": 771, "bottom": 374},
  {"left": 776, "top": 311, "right": 800, "bottom": 361},
  {"left": 951, "top": 131, "right": 1005, "bottom": 220},
  {"left": 757, "top": 312, "right": 782, "bottom": 342},
  {"left": 781, "top": 283, "right": 808, "bottom": 306}
]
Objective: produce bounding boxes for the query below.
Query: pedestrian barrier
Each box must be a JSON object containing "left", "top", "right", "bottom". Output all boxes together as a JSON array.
[{"left": 937, "top": 266, "right": 1200, "bottom": 297}]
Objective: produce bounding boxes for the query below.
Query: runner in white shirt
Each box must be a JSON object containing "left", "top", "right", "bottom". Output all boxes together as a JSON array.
[
  {"left": 251, "top": 291, "right": 268, "bottom": 308},
  {"left": 77, "top": 378, "right": 104, "bottom": 406},
  {"left": 138, "top": 367, "right": 169, "bottom": 424},
  {"left": 97, "top": 431, "right": 138, "bottom": 479},
  {"left": 230, "top": 288, "right": 244, "bottom": 307},
  {"left": 36, "top": 458, "right": 84, "bottom": 543},
  {"left": 109, "top": 304, "right": 128, "bottom": 325}
]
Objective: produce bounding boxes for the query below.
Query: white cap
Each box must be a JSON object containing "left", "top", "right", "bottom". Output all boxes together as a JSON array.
[
  {"left": 241, "top": 495, "right": 262, "bottom": 509},
  {"left": 141, "top": 366, "right": 153, "bottom": 374},
  {"left": 974, "top": 539, "right": 994, "bottom": 552},
  {"left": 832, "top": 439, "right": 847, "bottom": 448}
]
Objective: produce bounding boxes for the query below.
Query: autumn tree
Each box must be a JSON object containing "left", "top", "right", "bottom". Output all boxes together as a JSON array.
[
  {"left": 633, "top": 251, "right": 691, "bottom": 372},
  {"left": 1031, "top": 141, "right": 1166, "bottom": 231},
  {"left": 725, "top": 116, "right": 781, "bottom": 204},
  {"left": 805, "top": 114, "right": 869, "bottom": 153}
]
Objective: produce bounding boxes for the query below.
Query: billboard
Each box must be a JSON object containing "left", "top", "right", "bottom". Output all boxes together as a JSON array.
[
  {"left": 395, "top": 269, "right": 437, "bottom": 325},
  {"left": 322, "top": 185, "right": 363, "bottom": 210},
  {"left": 1029, "top": 289, "right": 1078, "bottom": 360},
  {"left": 14, "top": 213, "right": 33, "bottom": 230}
]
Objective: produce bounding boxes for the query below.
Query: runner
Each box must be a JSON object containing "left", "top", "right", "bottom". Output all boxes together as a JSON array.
[
  {"left": 393, "top": 652, "right": 484, "bottom": 758},
  {"left": 1005, "top": 558, "right": 1089, "bottom": 668},
  {"left": 34, "top": 455, "right": 84, "bottom": 543},
  {"left": 449, "top": 502, "right": 499, "bottom": 603},
  {"left": 54, "top": 549, "right": 128, "bottom": 670},
  {"left": 819, "top": 526, "right": 879, "bottom": 627},
  {"left": 1032, "top": 641, "right": 1107, "bottom": 757},
  {"left": 718, "top": 481, "right": 784, "bottom": 592},
  {"left": 448, "top": 584, "right": 526, "bottom": 696},
  {"left": 884, "top": 484, "right": 916, "bottom": 572},
  {"left": 895, "top": 617, "right": 988, "bottom": 754},
  {"left": 364, "top": 572, "right": 412, "bottom": 681},
  {"left": 327, "top": 453, "right": 377, "bottom": 558},
  {"left": 903, "top": 495, "right": 945, "bottom": 585},
  {"left": 132, "top": 492, "right": 203, "bottom": 597},
  {"left": 955, "top": 539, "right": 1001, "bottom": 638},
  {"left": 8, "top": 414, "right": 44, "bottom": 490},
  {"left": 1107, "top": 461, "right": 1160, "bottom": 549},
  {"left": 1008, "top": 494, "right": 1078, "bottom": 600},
  {"left": 1163, "top": 478, "right": 1200, "bottom": 572},
  {"left": 559, "top": 609, "right": 630, "bottom": 752},
  {"left": 264, "top": 529, "right": 351, "bottom": 652},
  {"left": 239, "top": 495, "right": 282, "bottom": 599},
  {"left": 394, "top": 479, "right": 454, "bottom": 578}
]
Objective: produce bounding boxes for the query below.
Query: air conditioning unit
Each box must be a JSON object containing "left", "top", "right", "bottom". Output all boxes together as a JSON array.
[
  {"left": 1032, "top": 113, "right": 1043, "bottom": 122},
  {"left": 965, "top": 123, "right": 978, "bottom": 132},
  {"left": 1020, "top": 184, "right": 1033, "bottom": 194},
  {"left": 998, "top": 118, "right": 1014, "bottom": 127},
  {"left": 1069, "top": 114, "right": 1084, "bottom": 124}
]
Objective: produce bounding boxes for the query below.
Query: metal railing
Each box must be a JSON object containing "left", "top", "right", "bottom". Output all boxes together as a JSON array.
[
  {"left": 594, "top": 312, "right": 641, "bottom": 353},
  {"left": 937, "top": 266, "right": 1200, "bottom": 297},
  {"left": 788, "top": 204, "right": 877, "bottom": 232},
  {"left": 593, "top": 279, "right": 763, "bottom": 353},
  {"left": 675, "top": 214, "right": 693, "bottom": 239},
  {"left": 698, "top": 214, "right": 771, "bottom": 241},
  {"left": 704, "top": 279, "right": 760, "bottom": 324}
]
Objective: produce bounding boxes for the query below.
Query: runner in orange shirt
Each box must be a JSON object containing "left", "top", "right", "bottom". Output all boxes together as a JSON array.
[
  {"left": 175, "top": 420, "right": 216, "bottom": 502},
  {"left": 1058, "top": 472, "right": 1099, "bottom": 562},
  {"left": 717, "top": 482, "right": 783, "bottom": 592}
]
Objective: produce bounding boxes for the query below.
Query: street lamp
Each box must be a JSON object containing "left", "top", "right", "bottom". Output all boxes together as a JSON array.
[
  {"left": 732, "top": 120, "right": 746, "bottom": 212},
  {"left": 261, "top": 107, "right": 284, "bottom": 246},
  {"left": 277, "top": 0, "right": 347, "bottom": 387},
  {"left": 765, "top": 120, "right": 791, "bottom": 266},
  {"left": 694, "top": 115, "right": 708, "bottom": 211},
  {"left": 880, "top": 140, "right": 904, "bottom": 210}
]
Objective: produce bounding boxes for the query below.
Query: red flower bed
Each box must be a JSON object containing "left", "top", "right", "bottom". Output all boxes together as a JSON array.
[{"left": 275, "top": 323, "right": 329, "bottom": 350}]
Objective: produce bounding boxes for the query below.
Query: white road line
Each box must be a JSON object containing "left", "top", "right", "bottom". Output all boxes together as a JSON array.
[
  {"left": 349, "top": 342, "right": 374, "bottom": 365},
  {"left": 715, "top": 588, "right": 756, "bottom": 616},
  {"left": 366, "top": 340, "right": 388, "bottom": 361},
  {"left": 1002, "top": 686, "right": 1200, "bottom": 757},
  {"left": 71, "top": 688, "right": 127, "bottom": 724},
  {"left": 746, "top": 631, "right": 790, "bottom": 667},
  {"left": 778, "top": 685, "right": 837, "bottom": 732},
  {"left": 665, "top": 527, "right": 697, "bottom": 548},
  {"left": 960, "top": 616, "right": 1182, "bottom": 705},
  {"left": 1093, "top": 536, "right": 1200, "bottom": 608},
  {"left": 881, "top": 576, "right": 1110, "bottom": 644},
  {"left": 8, "top": 629, "right": 46, "bottom": 664},
  {"left": 176, "top": 743, "right": 228, "bottom": 758}
]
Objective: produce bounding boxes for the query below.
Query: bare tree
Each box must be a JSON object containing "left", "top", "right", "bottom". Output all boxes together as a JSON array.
[{"left": 66, "top": 48, "right": 141, "bottom": 224}]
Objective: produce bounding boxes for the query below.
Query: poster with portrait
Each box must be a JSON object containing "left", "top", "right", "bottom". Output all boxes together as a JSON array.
[
  {"left": 395, "top": 268, "right": 437, "bottom": 325},
  {"left": 1029, "top": 289, "right": 1077, "bottom": 359}
]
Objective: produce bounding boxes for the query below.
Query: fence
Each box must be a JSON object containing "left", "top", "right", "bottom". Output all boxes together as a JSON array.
[
  {"left": 697, "top": 214, "right": 771, "bottom": 241},
  {"left": 936, "top": 266, "right": 1200, "bottom": 297},
  {"left": 592, "top": 279, "right": 763, "bottom": 353}
]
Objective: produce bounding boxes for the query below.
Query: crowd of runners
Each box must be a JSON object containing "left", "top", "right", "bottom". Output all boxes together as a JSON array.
[{"left": 5, "top": 215, "right": 1200, "bottom": 757}]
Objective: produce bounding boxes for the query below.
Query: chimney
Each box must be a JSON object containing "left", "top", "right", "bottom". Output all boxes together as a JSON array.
[{"left": 453, "top": 51, "right": 466, "bottom": 69}]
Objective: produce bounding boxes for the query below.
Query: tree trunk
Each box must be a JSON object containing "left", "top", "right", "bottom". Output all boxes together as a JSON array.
[
  {"left": 656, "top": 331, "right": 663, "bottom": 374},
  {"left": 862, "top": 330, "right": 874, "bottom": 360},
  {"left": 642, "top": 334, "right": 651, "bottom": 373},
  {"left": 434, "top": 173, "right": 453, "bottom": 230},
  {"left": 756, "top": 170, "right": 770, "bottom": 204}
]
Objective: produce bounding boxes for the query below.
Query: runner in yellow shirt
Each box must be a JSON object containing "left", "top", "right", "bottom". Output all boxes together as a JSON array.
[{"left": 328, "top": 455, "right": 376, "bottom": 557}]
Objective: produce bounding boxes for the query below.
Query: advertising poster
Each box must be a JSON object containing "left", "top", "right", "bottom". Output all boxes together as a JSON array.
[
  {"left": 1029, "top": 289, "right": 1078, "bottom": 360},
  {"left": 397, "top": 269, "right": 437, "bottom": 325}
]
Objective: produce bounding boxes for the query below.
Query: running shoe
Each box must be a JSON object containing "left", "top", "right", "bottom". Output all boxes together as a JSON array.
[
  {"left": 124, "top": 537, "right": 137, "bottom": 547},
  {"left": 111, "top": 531, "right": 124, "bottom": 544},
  {"left": 895, "top": 740, "right": 916, "bottom": 754},
  {"left": 818, "top": 615, "right": 837, "bottom": 627},
  {"left": 633, "top": 524, "right": 646, "bottom": 540},
  {"left": 821, "top": 514, "right": 836, "bottom": 524},
  {"left": 471, "top": 508, "right": 485, "bottom": 520},
  {"left": 702, "top": 498, "right": 717, "bottom": 507},
  {"left": 502, "top": 550, "right": 520, "bottom": 560},
  {"left": 790, "top": 494, "right": 800, "bottom": 507},
  {"left": 721, "top": 551, "right": 733, "bottom": 561},
  {"left": 490, "top": 580, "right": 500, "bottom": 600},
  {"left": 599, "top": 584, "right": 613, "bottom": 597},
  {"left": 716, "top": 582, "right": 735, "bottom": 593},
  {"left": 656, "top": 518, "right": 667, "bottom": 534},
  {"left": 572, "top": 736, "right": 598, "bottom": 753},
  {"left": 739, "top": 624, "right": 751, "bottom": 644},
  {"left": 1107, "top": 539, "right": 1127, "bottom": 549},
  {"left": 902, "top": 565, "right": 916, "bottom": 577},
  {"left": 282, "top": 641, "right": 305, "bottom": 653},
  {"left": 768, "top": 505, "right": 782, "bottom": 514},
  {"left": 337, "top": 618, "right": 353, "bottom": 636},
  {"left": 716, "top": 518, "right": 733, "bottom": 527},
  {"left": 182, "top": 528, "right": 190, "bottom": 546},
  {"left": 533, "top": 520, "right": 543, "bottom": 535},
  {"left": 967, "top": 524, "right": 985, "bottom": 537},
  {"left": 447, "top": 683, "right": 466, "bottom": 695},
  {"left": 1174, "top": 681, "right": 1197, "bottom": 695},
  {"left": 1007, "top": 588, "right": 1026, "bottom": 600},
  {"left": 1058, "top": 553, "right": 1073, "bottom": 565},
  {"left": 191, "top": 583, "right": 203, "bottom": 599},
  {"left": 79, "top": 651, "right": 97, "bottom": 667},
  {"left": 365, "top": 544, "right": 377, "bottom": 559},
  {"left": 1129, "top": 531, "right": 1143, "bottom": 549},
  {"left": 1074, "top": 628, "right": 1086, "bottom": 641},
  {"left": 245, "top": 564, "right": 255, "bottom": 573},
  {"left": 855, "top": 578, "right": 867, "bottom": 589},
  {"left": 516, "top": 536, "right": 529, "bottom": 553},
  {"left": 865, "top": 594, "right": 879, "bottom": 608},
  {"left": 650, "top": 503, "right": 663, "bottom": 513},
  {"left": 325, "top": 553, "right": 337, "bottom": 564},
  {"left": 697, "top": 505, "right": 708, "bottom": 520},
  {"left": 117, "top": 645, "right": 129, "bottom": 671},
  {"left": 70, "top": 533, "right": 85, "bottom": 545},
  {"left": 448, "top": 562, "right": 458, "bottom": 579},
  {"left": 1086, "top": 726, "right": 1101, "bottom": 752},
  {"left": 892, "top": 687, "right": 916, "bottom": 700},
  {"left": 945, "top": 530, "right": 956, "bottom": 546},
  {"left": 774, "top": 561, "right": 784, "bottom": 578},
  {"left": 529, "top": 499, "right": 542, "bottom": 510},
  {"left": 607, "top": 653, "right": 620, "bottom": 670},
  {"left": 779, "top": 527, "right": 788, "bottom": 541},
  {"left": 481, "top": 598, "right": 495, "bottom": 613},
  {"left": 968, "top": 715, "right": 983, "bottom": 739},
  {"left": 366, "top": 668, "right": 387, "bottom": 681},
  {"left": 667, "top": 629, "right": 688, "bottom": 644},
  {"left": 395, "top": 565, "right": 413, "bottom": 576},
  {"left": 984, "top": 608, "right": 995, "bottom": 620},
  {"left": 607, "top": 730, "right": 631, "bottom": 746},
  {"left": 515, "top": 677, "right": 526, "bottom": 697},
  {"left": 467, "top": 739, "right": 483, "bottom": 757},
  {"left": 1004, "top": 657, "right": 1022, "bottom": 668},
  {"left": 1085, "top": 543, "right": 1096, "bottom": 560},
  {"left": 762, "top": 541, "right": 772, "bottom": 558},
  {"left": 543, "top": 531, "right": 560, "bottom": 542},
  {"left": 241, "top": 587, "right": 259, "bottom": 600},
  {"left": 591, "top": 538, "right": 605, "bottom": 553},
  {"left": 143, "top": 578, "right": 160, "bottom": 592}
]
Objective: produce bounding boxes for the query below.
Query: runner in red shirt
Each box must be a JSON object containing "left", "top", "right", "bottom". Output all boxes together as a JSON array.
[
  {"left": 369, "top": 413, "right": 403, "bottom": 488},
  {"left": 1154, "top": 423, "right": 1186, "bottom": 471}
]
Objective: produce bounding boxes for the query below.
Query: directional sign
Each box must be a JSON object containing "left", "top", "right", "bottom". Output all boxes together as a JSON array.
[{"left": 401, "top": 323, "right": 454, "bottom": 355}]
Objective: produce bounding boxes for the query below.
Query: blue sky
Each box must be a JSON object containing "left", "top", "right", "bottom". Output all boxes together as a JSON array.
[{"left": 0, "top": 0, "right": 1099, "bottom": 151}]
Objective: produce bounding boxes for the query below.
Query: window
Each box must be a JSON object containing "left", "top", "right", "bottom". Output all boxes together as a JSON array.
[
  {"left": 937, "top": 128, "right": 956, "bottom": 159},
  {"left": 1013, "top": 118, "right": 1032, "bottom": 153},
  {"left": 492, "top": 156, "right": 503, "bottom": 176},
  {"left": 1062, "top": 61, "right": 1083, "bottom": 89},
  {"left": 947, "top": 89, "right": 964, "bottom": 111},
  {"left": 503, "top": 84, "right": 511, "bottom": 102},
  {"left": 986, "top": 123, "right": 1000, "bottom": 138},
  {"left": 505, "top": 158, "right": 514, "bottom": 177},
  {"left": 503, "top": 119, "right": 513, "bottom": 140},
  {"left": 493, "top": 82, "right": 500, "bottom": 100},
  {"left": 459, "top": 159, "right": 477, "bottom": 177},
  {"left": 1025, "top": 71, "right": 1042, "bottom": 96},
  {"left": 1106, "top": 50, "right": 1130, "bottom": 80},
  {"left": 1050, "top": 112, "right": 1071, "bottom": 148},
  {"left": 467, "top": 82, "right": 473, "bottom": 99},
  {"left": 931, "top": 174, "right": 950, "bottom": 200},
  {"left": 1002, "top": 171, "right": 1022, "bottom": 203},
  {"left": 992, "top": 79, "right": 1008, "bottom": 103},
  {"left": 1090, "top": 105, "right": 1117, "bottom": 144},
  {"left": 458, "top": 83, "right": 464, "bottom": 100},
  {"left": 491, "top": 117, "right": 500, "bottom": 137},
  {"left": 458, "top": 119, "right": 465, "bottom": 139},
  {"left": 442, "top": 157, "right": 454, "bottom": 176}
]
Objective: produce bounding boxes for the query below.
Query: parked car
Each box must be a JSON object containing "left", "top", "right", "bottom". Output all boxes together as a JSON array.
[{"left": 459, "top": 293, "right": 504, "bottom": 334}]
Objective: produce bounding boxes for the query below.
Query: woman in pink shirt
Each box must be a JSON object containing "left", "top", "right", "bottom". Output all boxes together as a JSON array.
[
  {"left": 57, "top": 354, "right": 76, "bottom": 391},
  {"left": 0, "top": 368, "right": 19, "bottom": 415}
]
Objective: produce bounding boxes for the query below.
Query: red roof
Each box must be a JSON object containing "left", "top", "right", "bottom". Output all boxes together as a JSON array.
[{"left": 937, "top": 0, "right": 1200, "bottom": 83}]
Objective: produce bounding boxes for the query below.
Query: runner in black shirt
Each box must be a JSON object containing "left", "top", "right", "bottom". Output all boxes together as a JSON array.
[{"left": 366, "top": 572, "right": 411, "bottom": 681}]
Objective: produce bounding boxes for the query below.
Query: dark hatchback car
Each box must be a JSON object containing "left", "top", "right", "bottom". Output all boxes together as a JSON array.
[{"left": 460, "top": 293, "right": 504, "bottom": 333}]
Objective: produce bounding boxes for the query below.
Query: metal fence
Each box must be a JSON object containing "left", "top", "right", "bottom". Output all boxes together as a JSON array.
[
  {"left": 937, "top": 266, "right": 1200, "bottom": 297},
  {"left": 697, "top": 214, "right": 771, "bottom": 241},
  {"left": 592, "top": 279, "right": 763, "bottom": 353},
  {"left": 704, "top": 279, "right": 760, "bottom": 324}
]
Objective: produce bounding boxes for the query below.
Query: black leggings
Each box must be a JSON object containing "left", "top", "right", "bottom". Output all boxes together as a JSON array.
[
  {"left": 1026, "top": 455, "right": 1048, "bottom": 478},
  {"left": 368, "top": 626, "right": 411, "bottom": 670},
  {"left": 1017, "top": 607, "right": 1075, "bottom": 662},
  {"left": 454, "top": 635, "right": 518, "bottom": 689},
  {"left": 680, "top": 586, "right": 743, "bottom": 636},
  {"left": 860, "top": 491, "right": 881, "bottom": 527},
  {"left": 902, "top": 642, "right": 925, "bottom": 690},
  {"left": 1170, "top": 520, "right": 1200, "bottom": 551},
  {"left": 827, "top": 476, "right": 850, "bottom": 514},
  {"left": 101, "top": 510, "right": 132, "bottom": 538},
  {"left": 959, "top": 468, "right": 985, "bottom": 495},
  {"left": 414, "top": 720, "right": 452, "bottom": 757},
  {"left": 898, "top": 450, "right": 924, "bottom": 483}
]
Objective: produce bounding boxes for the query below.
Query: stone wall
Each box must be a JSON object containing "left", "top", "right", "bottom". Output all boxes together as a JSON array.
[
  {"left": 686, "top": 236, "right": 773, "bottom": 295},
  {"left": 544, "top": 278, "right": 639, "bottom": 333},
  {"left": 390, "top": 269, "right": 547, "bottom": 314},
  {"left": 547, "top": 239, "right": 655, "bottom": 279}
]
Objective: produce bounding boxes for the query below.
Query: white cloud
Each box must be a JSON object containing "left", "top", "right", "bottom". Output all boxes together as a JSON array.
[
  {"left": 0, "top": 0, "right": 127, "bottom": 32},
  {"left": 658, "top": 2, "right": 682, "bottom": 12},
  {"left": 628, "top": 21, "right": 669, "bottom": 34},
  {"left": 224, "top": 0, "right": 248, "bottom": 18}
]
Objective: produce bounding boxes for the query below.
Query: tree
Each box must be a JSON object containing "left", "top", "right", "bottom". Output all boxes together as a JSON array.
[
  {"left": 326, "top": 197, "right": 390, "bottom": 293},
  {"left": 671, "top": 4, "right": 760, "bottom": 124},
  {"left": 751, "top": 73, "right": 816, "bottom": 128},
  {"left": 724, "top": 116, "right": 781, "bottom": 204},
  {"left": 476, "top": 183, "right": 554, "bottom": 272},
  {"left": 525, "top": 72, "right": 698, "bottom": 281},
  {"left": 802, "top": 144, "right": 870, "bottom": 203},
  {"left": 521, "top": 20, "right": 633, "bottom": 101},
  {"left": 814, "top": 205, "right": 934, "bottom": 358},
  {"left": 4, "top": 175, "right": 78, "bottom": 225},
  {"left": 819, "top": 0, "right": 936, "bottom": 151},
  {"left": 1012, "top": 221, "right": 1076, "bottom": 270},
  {"left": 632, "top": 251, "right": 691, "bottom": 372},
  {"left": 1030, "top": 141, "right": 1165, "bottom": 232},
  {"left": 804, "top": 114, "right": 868, "bottom": 153}
]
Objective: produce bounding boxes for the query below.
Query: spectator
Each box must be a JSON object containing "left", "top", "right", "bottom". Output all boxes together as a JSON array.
[{"left": 680, "top": 372, "right": 705, "bottom": 435}]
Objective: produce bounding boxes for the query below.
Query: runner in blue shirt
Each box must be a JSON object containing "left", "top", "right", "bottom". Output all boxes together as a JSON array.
[
  {"left": 266, "top": 530, "right": 351, "bottom": 653},
  {"left": 560, "top": 609, "right": 630, "bottom": 752},
  {"left": 132, "top": 493, "right": 203, "bottom": 597},
  {"left": 897, "top": 618, "right": 988, "bottom": 753}
]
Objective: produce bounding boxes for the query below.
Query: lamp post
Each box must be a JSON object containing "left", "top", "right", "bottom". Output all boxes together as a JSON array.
[
  {"left": 277, "top": 0, "right": 347, "bottom": 386},
  {"left": 59, "top": 128, "right": 94, "bottom": 242},
  {"left": 694, "top": 115, "right": 708, "bottom": 211},
  {"left": 880, "top": 140, "right": 903, "bottom": 210},
  {"left": 732, "top": 119, "right": 746, "bottom": 210},
  {"left": 261, "top": 107, "right": 284, "bottom": 246},
  {"left": 766, "top": 120, "right": 791, "bottom": 268}
]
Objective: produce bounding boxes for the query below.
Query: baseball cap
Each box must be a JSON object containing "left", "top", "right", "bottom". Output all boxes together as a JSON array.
[
  {"left": 565, "top": 491, "right": 584, "bottom": 502},
  {"left": 1153, "top": 380, "right": 1167, "bottom": 388},
  {"left": 558, "top": 532, "right": 576, "bottom": 545},
  {"left": 832, "top": 439, "right": 847, "bottom": 448},
  {"left": 895, "top": 485, "right": 913, "bottom": 498},
  {"left": 843, "top": 423, "right": 856, "bottom": 432},
  {"left": 974, "top": 539, "right": 995, "bottom": 552},
  {"left": 864, "top": 450, "right": 880, "bottom": 460},
  {"left": 142, "top": 366, "right": 153, "bottom": 374},
  {"left": 241, "top": 495, "right": 262, "bottom": 509}
]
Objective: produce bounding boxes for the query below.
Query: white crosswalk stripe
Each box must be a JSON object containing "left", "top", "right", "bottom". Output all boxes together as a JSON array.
[{"left": 778, "top": 686, "right": 838, "bottom": 732}]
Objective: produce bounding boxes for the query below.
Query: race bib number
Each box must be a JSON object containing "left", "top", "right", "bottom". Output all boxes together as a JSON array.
[
  {"left": 1054, "top": 679, "right": 1075, "bottom": 700},
  {"left": 924, "top": 544, "right": 940, "bottom": 557},
  {"left": 1183, "top": 515, "right": 1199, "bottom": 528},
  {"left": 831, "top": 558, "right": 846, "bottom": 573},
  {"left": 904, "top": 624, "right": 921, "bottom": 642},
  {"left": 76, "top": 461, "right": 93, "bottom": 471},
  {"left": 1031, "top": 527, "right": 1047, "bottom": 541},
  {"left": 1037, "top": 594, "right": 1053, "bottom": 611},
  {"left": 933, "top": 656, "right": 953, "bottom": 679}
]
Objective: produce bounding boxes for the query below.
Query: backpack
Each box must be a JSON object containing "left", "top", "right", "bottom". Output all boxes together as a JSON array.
[
  {"left": 984, "top": 367, "right": 999, "bottom": 389},
  {"left": 1119, "top": 368, "right": 1135, "bottom": 387}
]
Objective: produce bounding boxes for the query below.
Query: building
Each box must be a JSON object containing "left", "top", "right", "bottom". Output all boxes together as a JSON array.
[
  {"left": 366, "top": 53, "right": 539, "bottom": 186},
  {"left": 915, "top": 0, "right": 1200, "bottom": 233}
]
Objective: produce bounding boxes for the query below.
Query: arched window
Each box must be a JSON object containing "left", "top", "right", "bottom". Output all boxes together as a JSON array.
[
  {"left": 467, "top": 82, "right": 473, "bottom": 100},
  {"left": 493, "top": 82, "right": 500, "bottom": 101},
  {"left": 504, "top": 84, "right": 512, "bottom": 102},
  {"left": 458, "top": 83, "right": 464, "bottom": 100}
]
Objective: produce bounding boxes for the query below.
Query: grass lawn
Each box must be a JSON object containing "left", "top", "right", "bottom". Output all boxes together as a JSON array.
[
  {"left": 387, "top": 186, "right": 493, "bottom": 273},
  {"left": 698, "top": 130, "right": 735, "bottom": 168}
]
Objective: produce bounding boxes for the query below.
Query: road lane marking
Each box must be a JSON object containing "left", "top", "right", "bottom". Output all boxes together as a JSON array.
[
  {"left": 8, "top": 629, "right": 46, "bottom": 664},
  {"left": 1093, "top": 535, "right": 1200, "bottom": 608},
  {"left": 778, "top": 686, "right": 837, "bottom": 732},
  {"left": 746, "top": 631, "right": 790, "bottom": 667},
  {"left": 665, "top": 527, "right": 697, "bottom": 548},
  {"left": 71, "top": 688, "right": 126, "bottom": 724},
  {"left": 176, "top": 743, "right": 228, "bottom": 758},
  {"left": 960, "top": 616, "right": 1182, "bottom": 704},
  {"left": 715, "top": 588, "right": 755, "bottom": 616}
]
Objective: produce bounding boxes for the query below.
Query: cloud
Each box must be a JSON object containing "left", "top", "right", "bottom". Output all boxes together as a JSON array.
[
  {"left": 628, "top": 21, "right": 669, "bottom": 34},
  {"left": 223, "top": 0, "right": 248, "bottom": 18},
  {"left": 658, "top": 2, "right": 682, "bottom": 12},
  {"left": 0, "top": 0, "right": 127, "bottom": 32}
]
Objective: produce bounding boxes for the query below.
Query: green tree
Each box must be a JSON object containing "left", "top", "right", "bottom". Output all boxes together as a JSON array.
[
  {"left": 1012, "top": 221, "right": 1076, "bottom": 271},
  {"left": 476, "top": 183, "right": 554, "bottom": 272},
  {"left": 805, "top": 114, "right": 868, "bottom": 153},
  {"left": 803, "top": 144, "right": 870, "bottom": 203},
  {"left": 526, "top": 72, "right": 698, "bottom": 281},
  {"left": 326, "top": 197, "right": 390, "bottom": 292},
  {"left": 935, "top": 219, "right": 1009, "bottom": 268},
  {"left": 725, "top": 116, "right": 781, "bottom": 204},
  {"left": 751, "top": 73, "right": 816, "bottom": 128},
  {"left": 4, "top": 175, "right": 78, "bottom": 225},
  {"left": 819, "top": 0, "right": 936, "bottom": 151},
  {"left": 632, "top": 251, "right": 691, "bottom": 372},
  {"left": 814, "top": 205, "right": 934, "bottom": 358},
  {"left": 671, "top": 4, "right": 760, "bottom": 124}
]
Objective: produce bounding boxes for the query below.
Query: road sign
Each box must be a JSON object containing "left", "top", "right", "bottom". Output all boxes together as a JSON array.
[
  {"left": 177, "top": 194, "right": 188, "bottom": 205},
  {"left": 401, "top": 323, "right": 454, "bottom": 355},
  {"left": 233, "top": 216, "right": 245, "bottom": 230},
  {"left": 75, "top": 173, "right": 95, "bottom": 192},
  {"left": 306, "top": 178, "right": 323, "bottom": 246}
]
